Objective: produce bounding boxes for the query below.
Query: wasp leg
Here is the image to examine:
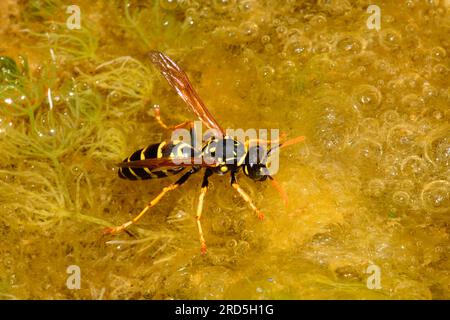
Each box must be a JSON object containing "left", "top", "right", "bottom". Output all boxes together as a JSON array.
[
  {"left": 230, "top": 172, "right": 264, "bottom": 220},
  {"left": 104, "top": 167, "right": 199, "bottom": 235},
  {"left": 153, "top": 105, "right": 193, "bottom": 130},
  {"left": 196, "top": 169, "right": 213, "bottom": 254}
]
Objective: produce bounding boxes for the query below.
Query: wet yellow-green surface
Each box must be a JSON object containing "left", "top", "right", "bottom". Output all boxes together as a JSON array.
[{"left": 0, "top": 0, "right": 449, "bottom": 299}]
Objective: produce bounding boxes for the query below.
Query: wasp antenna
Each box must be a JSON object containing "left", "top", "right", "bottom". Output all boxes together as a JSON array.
[
  {"left": 278, "top": 135, "right": 306, "bottom": 150},
  {"left": 268, "top": 135, "right": 306, "bottom": 157},
  {"left": 268, "top": 176, "right": 289, "bottom": 207}
]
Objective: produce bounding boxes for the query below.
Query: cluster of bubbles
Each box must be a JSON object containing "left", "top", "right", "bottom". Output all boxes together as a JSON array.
[
  {"left": 355, "top": 108, "right": 449, "bottom": 217},
  {"left": 158, "top": 0, "right": 447, "bottom": 262},
  {"left": 173, "top": 0, "right": 450, "bottom": 220},
  {"left": 79, "top": 0, "right": 450, "bottom": 299},
  {"left": 143, "top": 8, "right": 450, "bottom": 295}
]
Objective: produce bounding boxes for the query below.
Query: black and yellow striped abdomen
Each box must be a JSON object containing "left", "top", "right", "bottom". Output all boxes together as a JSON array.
[{"left": 118, "top": 141, "right": 194, "bottom": 180}]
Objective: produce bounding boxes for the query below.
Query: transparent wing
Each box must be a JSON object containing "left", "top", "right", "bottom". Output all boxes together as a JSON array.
[
  {"left": 117, "top": 156, "right": 219, "bottom": 169},
  {"left": 149, "top": 51, "right": 224, "bottom": 135}
]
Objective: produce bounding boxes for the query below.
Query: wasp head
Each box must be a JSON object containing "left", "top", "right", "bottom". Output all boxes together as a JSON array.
[{"left": 243, "top": 145, "right": 269, "bottom": 181}]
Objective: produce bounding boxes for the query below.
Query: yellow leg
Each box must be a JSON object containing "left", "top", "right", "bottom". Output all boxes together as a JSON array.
[
  {"left": 104, "top": 184, "right": 178, "bottom": 235},
  {"left": 153, "top": 105, "right": 192, "bottom": 130},
  {"left": 104, "top": 168, "right": 197, "bottom": 235},
  {"left": 196, "top": 187, "right": 208, "bottom": 254},
  {"left": 232, "top": 183, "right": 264, "bottom": 220}
]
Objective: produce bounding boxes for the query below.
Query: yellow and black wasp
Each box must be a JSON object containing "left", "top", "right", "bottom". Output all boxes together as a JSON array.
[{"left": 104, "top": 51, "right": 305, "bottom": 254}]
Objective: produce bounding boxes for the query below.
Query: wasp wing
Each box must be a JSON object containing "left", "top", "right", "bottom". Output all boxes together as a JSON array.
[
  {"left": 148, "top": 51, "right": 225, "bottom": 135},
  {"left": 117, "top": 156, "right": 219, "bottom": 169}
]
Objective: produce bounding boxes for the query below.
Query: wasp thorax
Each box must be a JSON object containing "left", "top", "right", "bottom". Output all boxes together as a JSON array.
[{"left": 202, "top": 137, "right": 246, "bottom": 167}]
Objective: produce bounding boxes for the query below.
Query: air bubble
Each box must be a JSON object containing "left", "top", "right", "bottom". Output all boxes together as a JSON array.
[
  {"left": 430, "top": 47, "right": 446, "bottom": 61},
  {"left": 160, "top": 0, "right": 177, "bottom": 10},
  {"left": 401, "top": 156, "right": 429, "bottom": 178},
  {"left": 384, "top": 165, "right": 399, "bottom": 178},
  {"left": 215, "top": 26, "right": 239, "bottom": 44},
  {"left": 432, "top": 64, "right": 449, "bottom": 77},
  {"left": 387, "top": 124, "right": 417, "bottom": 152},
  {"left": 381, "top": 110, "right": 400, "bottom": 124},
  {"left": 366, "top": 179, "right": 386, "bottom": 197},
  {"left": 213, "top": 0, "right": 236, "bottom": 13},
  {"left": 227, "top": 239, "right": 237, "bottom": 248},
  {"left": 185, "top": 15, "right": 195, "bottom": 26},
  {"left": 317, "top": 0, "right": 351, "bottom": 16},
  {"left": 238, "top": 0, "right": 254, "bottom": 12},
  {"left": 309, "top": 14, "right": 327, "bottom": 28},
  {"left": 352, "top": 138, "right": 383, "bottom": 162},
  {"left": 276, "top": 25, "right": 287, "bottom": 36},
  {"left": 284, "top": 36, "right": 312, "bottom": 58},
  {"left": 278, "top": 60, "right": 296, "bottom": 76},
  {"left": 358, "top": 118, "right": 380, "bottom": 135},
  {"left": 70, "top": 166, "right": 81, "bottom": 175},
  {"left": 422, "top": 83, "right": 439, "bottom": 98},
  {"left": 432, "top": 110, "right": 443, "bottom": 120},
  {"left": 108, "top": 91, "right": 122, "bottom": 103},
  {"left": 380, "top": 29, "right": 402, "bottom": 50},
  {"left": 239, "top": 21, "right": 259, "bottom": 42},
  {"left": 261, "top": 35, "right": 270, "bottom": 44},
  {"left": 318, "top": 129, "right": 344, "bottom": 152},
  {"left": 264, "top": 44, "right": 274, "bottom": 53},
  {"left": 396, "top": 179, "right": 415, "bottom": 191},
  {"left": 286, "top": 28, "right": 302, "bottom": 38},
  {"left": 336, "top": 36, "right": 362, "bottom": 55},
  {"left": 259, "top": 65, "right": 275, "bottom": 79},
  {"left": 402, "top": 72, "right": 425, "bottom": 89},
  {"left": 313, "top": 97, "right": 358, "bottom": 155},
  {"left": 177, "top": 0, "right": 191, "bottom": 9},
  {"left": 352, "top": 85, "right": 382, "bottom": 113},
  {"left": 234, "top": 241, "right": 250, "bottom": 255},
  {"left": 433, "top": 138, "right": 450, "bottom": 167},
  {"left": 393, "top": 191, "right": 410, "bottom": 207},
  {"left": 401, "top": 94, "right": 425, "bottom": 113},
  {"left": 425, "top": 0, "right": 440, "bottom": 6},
  {"left": 212, "top": 216, "right": 232, "bottom": 233},
  {"left": 424, "top": 126, "right": 450, "bottom": 167},
  {"left": 374, "top": 59, "right": 395, "bottom": 75},
  {"left": 421, "top": 180, "right": 450, "bottom": 214},
  {"left": 405, "top": 23, "right": 418, "bottom": 33},
  {"left": 313, "top": 41, "right": 330, "bottom": 53}
]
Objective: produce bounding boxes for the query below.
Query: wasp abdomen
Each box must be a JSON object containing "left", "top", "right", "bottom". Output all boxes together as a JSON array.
[{"left": 118, "top": 142, "right": 185, "bottom": 180}]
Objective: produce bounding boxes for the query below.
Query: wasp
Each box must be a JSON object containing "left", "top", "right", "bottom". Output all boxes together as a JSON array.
[{"left": 104, "top": 51, "right": 305, "bottom": 254}]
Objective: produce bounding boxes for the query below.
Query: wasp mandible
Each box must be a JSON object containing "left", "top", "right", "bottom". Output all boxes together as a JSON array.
[{"left": 104, "top": 51, "right": 305, "bottom": 254}]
